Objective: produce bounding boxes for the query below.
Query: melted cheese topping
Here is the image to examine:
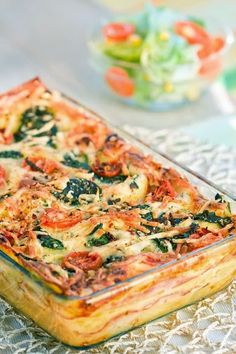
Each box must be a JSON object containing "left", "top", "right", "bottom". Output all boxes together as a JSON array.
[{"left": 0, "top": 78, "right": 235, "bottom": 296}]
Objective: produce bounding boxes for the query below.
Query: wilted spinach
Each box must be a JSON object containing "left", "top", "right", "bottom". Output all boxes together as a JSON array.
[
  {"left": 94, "top": 174, "right": 127, "bottom": 184},
  {"left": 24, "top": 158, "right": 44, "bottom": 173},
  {"left": 33, "top": 124, "right": 58, "bottom": 148},
  {"left": 36, "top": 229, "right": 64, "bottom": 250},
  {"left": 87, "top": 232, "right": 113, "bottom": 247},
  {"left": 173, "top": 223, "right": 199, "bottom": 240},
  {"left": 0, "top": 150, "right": 23, "bottom": 159},
  {"left": 130, "top": 180, "right": 139, "bottom": 190},
  {"left": 103, "top": 255, "right": 124, "bottom": 267},
  {"left": 215, "top": 193, "right": 224, "bottom": 203},
  {"left": 141, "top": 211, "right": 167, "bottom": 233},
  {"left": 152, "top": 239, "right": 169, "bottom": 253},
  {"left": 54, "top": 178, "right": 101, "bottom": 205},
  {"left": 0, "top": 193, "right": 11, "bottom": 201},
  {"left": 14, "top": 105, "right": 54, "bottom": 142},
  {"left": 88, "top": 223, "right": 103, "bottom": 236},
  {"left": 153, "top": 223, "right": 199, "bottom": 253},
  {"left": 194, "top": 210, "right": 232, "bottom": 227},
  {"left": 62, "top": 153, "right": 90, "bottom": 170}
]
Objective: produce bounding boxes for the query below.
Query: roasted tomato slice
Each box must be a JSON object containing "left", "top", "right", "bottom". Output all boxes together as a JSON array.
[
  {"left": 41, "top": 208, "right": 83, "bottom": 229},
  {"left": 92, "top": 160, "right": 122, "bottom": 177},
  {"left": 175, "top": 21, "right": 210, "bottom": 45},
  {"left": 23, "top": 156, "right": 59, "bottom": 174},
  {"left": 103, "top": 22, "right": 135, "bottom": 42},
  {"left": 62, "top": 251, "right": 102, "bottom": 271},
  {"left": 105, "top": 67, "right": 135, "bottom": 97}
]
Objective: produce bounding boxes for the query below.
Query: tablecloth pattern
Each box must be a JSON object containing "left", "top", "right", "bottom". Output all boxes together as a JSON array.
[{"left": 0, "top": 127, "right": 236, "bottom": 354}]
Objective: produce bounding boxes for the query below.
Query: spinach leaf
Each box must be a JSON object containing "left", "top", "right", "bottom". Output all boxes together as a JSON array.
[
  {"left": 173, "top": 223, "right": 199, "bottom": 239},
  {"left": 136, "top": 204, "right": 150, "bottom": 210},
  {"left": 94, "top": 174, "right": 127, "bottom": 184},
  {"left": 141, "top": 211, "right": 153, "bottom": 221},
  {"left": 143, "top": 224, "right": 162, "bottom": 234},
  {"left": 153, "top": 223, "right": 199, "bottom": 253},
  {"left": 22, "top": 106, "right": 54, "bottom": 129},
  {"left": 0, "top": 193, "right": 11, "bottom": 201},
  {"left": 54, "top": 178, "right": 101, "bottom": 205},
  {"left": 103, "top": 255, "right": 123, "bottom": 267},
  {"left": 130, "top": 180, "right": 139, "bottom": 190},
  {"left": 215, "top": 193, "right": 224, "bottom": 203},
  {"left": 62, "top": 153, "right": 90, "bottom": 170},
  {"left": 194, "top": 210, "right": 232, "bottom": 227},
  {"left": 14, "top": 130, "right": 27, "bottom": 142},
  {"left": 14, "top": 106, "right": 54, "bottom": 142},
  {"left": 24, "top": 158, "right": 44, "bottom": 173},
  {"left": 156, "top": 213, "right": 169, "bottom": 225},
  {"left": 38, "top": 235, "right": 64, "bottom": 249},
  {"left": 152, "top": 239, "right": 168, "bottom": 253},
  {"left": 66, "top": 269, "right": 76, "bottom": 277},
  {"left": 107, "top": 198, "right": 121, "bottom": 205},
  {"left": 142, "top": 211, "right": 187, "bottom": 227},
  {"left": 87, "top": 232, "right": 113, "bottom": 247},
  {"left": 36, "top": 229, "right": 64, "bottom": 250},
  {"left": 89, "top": 223, "right": 103, "bottom": 236},
  {"left": 33, "top": 124, "right": 57, "bottom": 138},
  {"left": 141, "top": 211, "right": 163, "bottom": 233},
  {"left": 0, "top": 150, "right": 23, "bottom": 159},
  {"left": 33, "top": 124, "right": 58, "bottom": 148},
  {"left": 169, "top": 215, "right": 188, "bottom": 226},
  {"left": 141, "top": 211, "right": 168, "bottom": 233}
]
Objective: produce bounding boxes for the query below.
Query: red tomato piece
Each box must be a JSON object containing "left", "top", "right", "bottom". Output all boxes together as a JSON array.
[
  {"left": 198, "top": 35, "right": 225, "bottom": 60},
  {"left": 105, "top": 67, "right": 134, "bottom": 97},
  {"left": 152, "top": 180, "right": 176, "bottom": 201},
  {"left": 41, "top": 208, "right": 82, "bottom": 229},
  {"left": 92, "top": 160, "right": 122, "bottom": 177},
  {"left": 0, "top": 165, "right": 6, "bottom": 187},
  {"left": 197, "top": 44, "right": 213, "bottom": 59},
  {"left": 62, "top": 251, "right": 102, "bottom": 271},
  {"left": 103, "top": 22, "right": 135, "bottom": 42},
  {"left": 199, "top": 57, "right": 222, "bottom": 78},
  {"left": 22, "top": 156, "right": 59, "bottom": 174},
  {"left": 212, "top": 36, "right": 225, "bottom": 52},
  {"left": 175, "top": 21, "right": 211, "bottom": 45},
  {"left": 142, "top": 252, "right": 175, "bottom": 266}
]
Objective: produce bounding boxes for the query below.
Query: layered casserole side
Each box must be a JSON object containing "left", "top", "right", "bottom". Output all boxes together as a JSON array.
[{"left": 0, "top": 78, "right": 235, "bottom": 347}]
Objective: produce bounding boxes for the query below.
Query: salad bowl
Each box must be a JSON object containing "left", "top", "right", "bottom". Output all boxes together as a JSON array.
[{"left": 89, "top": 6, "right": 234, "bottom": 110}]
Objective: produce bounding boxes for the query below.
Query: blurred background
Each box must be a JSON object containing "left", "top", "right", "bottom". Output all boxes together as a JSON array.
[{"left": 0, "top": 0, "right": 236, "bottom": 146}]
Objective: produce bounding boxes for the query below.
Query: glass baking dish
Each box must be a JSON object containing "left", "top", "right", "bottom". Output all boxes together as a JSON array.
[{"left": 0, "top": 81, "right": 236, "bottom": 349}]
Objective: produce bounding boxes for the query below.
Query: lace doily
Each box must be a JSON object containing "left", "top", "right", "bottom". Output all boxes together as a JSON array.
[{"left": 1, "top": 127, "right": 236, "bottom": 354}]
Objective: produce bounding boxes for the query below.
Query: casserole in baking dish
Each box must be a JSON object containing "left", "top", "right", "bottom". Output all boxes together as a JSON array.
[{"left": 0, "top": 78, "right": 235, "bottom": 348}]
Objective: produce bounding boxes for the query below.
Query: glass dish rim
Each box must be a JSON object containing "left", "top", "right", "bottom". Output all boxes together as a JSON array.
[{"left": 0, "top": 86, "right": 236, "bottom": 302}]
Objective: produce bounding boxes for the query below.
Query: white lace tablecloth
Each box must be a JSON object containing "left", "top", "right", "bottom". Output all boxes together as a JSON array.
[{"left": 1, "top": 127, "right": 236, "bottom": 354}]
